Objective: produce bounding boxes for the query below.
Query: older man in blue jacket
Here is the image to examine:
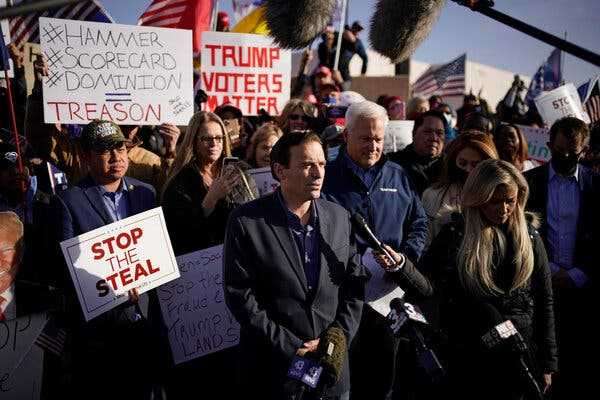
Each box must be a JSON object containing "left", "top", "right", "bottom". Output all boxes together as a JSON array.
[{"left": 322, "top": 101, "right": 430, "bottom": 400}]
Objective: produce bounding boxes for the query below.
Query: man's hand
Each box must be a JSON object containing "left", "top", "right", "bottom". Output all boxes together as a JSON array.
[
  {"left": 373, "top": 245, "right": 404, "bottom": 272},
  {"left": 296, "top": 339, "right": 320, "bottom": 357},
  {"left": 8, "top": 42, "right": 25, "bottom": 69},
  {"left": 33, "top": 55, "right": 49, "bottom": 82},
  {"left": 158, "top": 124, "right": 180, "bottom": 159}
]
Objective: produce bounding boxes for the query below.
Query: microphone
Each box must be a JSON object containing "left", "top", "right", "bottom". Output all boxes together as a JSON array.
[
  {"left": 265, "top": 0, "right": 337, "bottom": 49},
  {"left": 351, "top": 213, "right": 396, "bottom": 264},
  {"left": 369, "top": 0, "right": 446, "bottom": 63},
  {"left": 478, "top": 303, "right": 544, "bottom": 400},
  {"left": 388, "top": 297, "right": 445, "bottom": 382},
  {"left": 315, "top": 326, "right": 347, "bottom": 391}
]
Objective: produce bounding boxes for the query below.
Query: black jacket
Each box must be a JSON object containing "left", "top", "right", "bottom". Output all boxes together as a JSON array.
[
  {"left": 388, "top": 144, "right": 443, "bottom": 196},
  {"left": 419, "top": 214, "right": 558, "bottom": 375}
]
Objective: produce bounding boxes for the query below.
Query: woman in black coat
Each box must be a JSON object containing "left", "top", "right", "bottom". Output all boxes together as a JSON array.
[{"left": 420, "top": 159, "right": 557, "bottom": 400}]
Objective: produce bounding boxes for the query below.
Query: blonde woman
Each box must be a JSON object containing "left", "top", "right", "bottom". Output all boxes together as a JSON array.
[
  {"left": 162, "top": 111, "right": 258, "bottom": 255},
  {"left": 420, "top": 159, "right": 556, "bottom": 400},
  {"left": 278, "top": 98, "right": 317, "bottom": 133}
]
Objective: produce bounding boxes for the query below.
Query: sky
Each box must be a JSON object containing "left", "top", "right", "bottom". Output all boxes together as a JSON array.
[{"left": 102, "top": 0, "right": 600, "bottom": 85}]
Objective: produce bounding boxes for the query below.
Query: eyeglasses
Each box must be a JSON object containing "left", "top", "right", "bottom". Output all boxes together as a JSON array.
[
  {"left": 199, "top": 136, "right": 223, "bottom": 144},
  {"left": 289, "top": 114, "right": 311, "bottom": 122}
]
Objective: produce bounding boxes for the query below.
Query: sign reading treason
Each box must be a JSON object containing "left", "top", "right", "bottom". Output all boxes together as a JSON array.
[{"left": 39, "top": 17, "right": 194, "bottom": 125}]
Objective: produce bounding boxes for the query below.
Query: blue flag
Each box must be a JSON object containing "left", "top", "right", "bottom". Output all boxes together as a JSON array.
[
  {"left": 526, "top": 48, "right": 562, "bottom": 105},
  {"left": 0, "top": 23, "right": 10, "bottom": 72}
]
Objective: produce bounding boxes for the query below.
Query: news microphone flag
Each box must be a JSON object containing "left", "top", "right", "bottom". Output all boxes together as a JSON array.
[
  {"left": 412, "top": 54, "right": 466, "bottom": 98},
  {"left": 8, "top": 0, "right": 113, "bottom": 44},
  {"left": 525, "top": 48, "right": 562, "bottom": 106}
]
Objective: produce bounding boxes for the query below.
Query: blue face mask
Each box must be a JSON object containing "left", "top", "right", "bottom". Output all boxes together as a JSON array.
[{"left": 327, "top": 145, "right": 340, "bottom": 161}]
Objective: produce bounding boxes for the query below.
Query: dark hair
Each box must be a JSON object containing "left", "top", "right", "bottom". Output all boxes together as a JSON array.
[
  {"left": 494, "top": 123, "right": 528, "bottom": 164},
  {"left": 462, "top": 112, "right": 493, "bottom": 134},
  {"left": 549, "top": 117, "right": 590, "bottom": 143},
  {"left": 413, "top": 110, "right": 447, "bottom": 134},
  {"left": 270, "top": 131, "right": 322, "bottom": 181}
]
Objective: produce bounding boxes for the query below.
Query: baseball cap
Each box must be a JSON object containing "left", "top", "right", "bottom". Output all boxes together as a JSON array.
[
  {"left": 351, "top": 21, "right": 364, "bottom": 32},
  {"left": 215, "top": 103, "right": 243, "bottom": 120},
  {"left": 80, "top": 120, "right": 127, "bottom": 152}
]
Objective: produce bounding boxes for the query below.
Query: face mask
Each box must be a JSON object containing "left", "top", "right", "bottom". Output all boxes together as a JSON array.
[
  {"left": 551, "top": 152, "right": 579, "bottom": 176},
  {"left": 327, "top": 146, "right": 340, "bottom": 161}
]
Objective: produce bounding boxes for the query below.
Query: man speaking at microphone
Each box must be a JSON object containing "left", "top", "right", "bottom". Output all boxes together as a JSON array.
[
  {"left": 322, "top": 101, "right": 431, "bottom": 400},
  {"left": 224, "top": 131, "right": 367, "bottom": 399}
]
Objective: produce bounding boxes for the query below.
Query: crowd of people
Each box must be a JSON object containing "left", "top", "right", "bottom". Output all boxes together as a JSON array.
[{"left": 1, "top": 27, "right": 599, "bottom": 400}]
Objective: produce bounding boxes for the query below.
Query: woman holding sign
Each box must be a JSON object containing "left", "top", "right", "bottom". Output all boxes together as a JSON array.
[{"left": 162, "top": 111, "right": 258, "bottom": 255}]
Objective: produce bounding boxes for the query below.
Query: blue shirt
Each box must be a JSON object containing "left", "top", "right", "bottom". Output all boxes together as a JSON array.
[
  {"left": 343, "top": 151, "right": 382, "bottom": 189},
  {"left": 99, "top": 178, "right": 131, "bottom": 222},
  {"left": 546, "top": 164, "right": 587, "bottom": 286},
  {"left": 277, "top": 190, "right": 321, "bottom": 292}
]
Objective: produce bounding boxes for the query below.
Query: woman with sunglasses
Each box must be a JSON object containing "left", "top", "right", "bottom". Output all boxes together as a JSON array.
[{"left": 278, "top": 99, "right": 317, "bottom": 133}]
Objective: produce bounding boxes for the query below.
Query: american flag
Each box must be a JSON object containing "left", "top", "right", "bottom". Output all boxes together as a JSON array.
[
  {"left": 8, "top": 0, "right": 113, "bottom": 44},
  {"left": 412, "top": 54, "right": 466, "bottom": 98},
  {"left": 578, "top": 76, "right": 600, "bottom": 124},
  {"left": 35, "top": 317, "right": 67, "bottom": 356}
]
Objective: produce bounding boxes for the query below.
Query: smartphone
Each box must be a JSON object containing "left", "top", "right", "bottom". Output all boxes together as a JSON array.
[{"left": 221, "top": 156, "right": 239, "bottom": 176}]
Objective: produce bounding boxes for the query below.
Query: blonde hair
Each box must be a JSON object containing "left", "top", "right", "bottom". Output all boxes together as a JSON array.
[
  {"left": 0, "top": 211, "right": 24, "bottom": 262},
  {"left": 278, "top": 99, "right": 316, "bottom": 133},
  {"left": 458, "top": 159, "right": 533, "bottom": 297},
  {"left": 245, "top": 124, "right": 283, "bottom": 166},
  {"left": 162, "top": 112, "right": 231, "bottom": 197}
]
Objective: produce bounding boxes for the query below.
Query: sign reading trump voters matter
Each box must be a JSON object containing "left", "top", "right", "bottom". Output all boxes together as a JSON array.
[
  {"left": 200, "top": 31, "right": 291, "bottom": 116},
  {"left": 60, "top": 207, "right": 180, "bottom": 321},
  {"left": 39, "top": 17, "right": 194, "bottom": 125}
]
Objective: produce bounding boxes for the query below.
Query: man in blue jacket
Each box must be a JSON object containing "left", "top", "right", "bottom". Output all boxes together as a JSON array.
[{"left": 322, "top": 100, "right": 430, "bottom": 400}]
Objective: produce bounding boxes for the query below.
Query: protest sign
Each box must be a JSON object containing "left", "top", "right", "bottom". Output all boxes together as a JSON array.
[
  {"left": 383, "top": 120, "right": 414, "bottom": 154},
  {"left": 60, "top": 207, "right": 180, "bottom": 321},
  {"left": 0, "top": 313, "right": 48, "bottom": 400},
  {"left": 158, "top": 245, "right": 240, "bottom": 365},
  {"left": 534, "top": 83, "right": 589, "bottom": 127},
  {"left": 39, "top": 17, "right": 193, "bottom": 125},
  {"left": 361, "top": 249, "right": 405, "bottom": 317},
  {"left": 516, "top": 124, "right": 551, "bottom": 163},
  {"left": 0, "top": 1, "right": 13, "bottom": 78},
  {"left": 247, "top": 166, "right": 279, "bottom": 196},
  {"left": 200, "top": 31, "right": 291, "bottom": 116}
]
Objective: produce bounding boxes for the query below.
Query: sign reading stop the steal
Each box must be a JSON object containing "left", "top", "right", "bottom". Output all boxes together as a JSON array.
[{"left": 60, "top": 207, "right": 180, "bottom": 321}]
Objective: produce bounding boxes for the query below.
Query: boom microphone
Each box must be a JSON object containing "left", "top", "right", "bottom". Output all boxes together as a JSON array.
[
  {"left": 370, "top": 0, "right": 446, "bottom": 63},
  {"left": 316, "top": 326, "right": 347, "bottom": 390},
  {"left": 265, "top": 0, "right": 337, "bottom": 49},
  {"left": 351, "top": 213, "right": 396, "bottom": 264}
]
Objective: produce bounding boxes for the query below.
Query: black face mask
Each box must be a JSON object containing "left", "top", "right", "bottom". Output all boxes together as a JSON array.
[{"left": 551, "top": 152, "right": 579, "bottom": 176}]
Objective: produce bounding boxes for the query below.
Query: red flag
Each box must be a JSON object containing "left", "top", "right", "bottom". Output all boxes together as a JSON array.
[{"left": 138, "top": 0, "right": 213, "bottom": 54}]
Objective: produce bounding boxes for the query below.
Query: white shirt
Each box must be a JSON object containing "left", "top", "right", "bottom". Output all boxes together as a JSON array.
[{"left": 0, "top": 284, "right": 16, "bottom": 320}]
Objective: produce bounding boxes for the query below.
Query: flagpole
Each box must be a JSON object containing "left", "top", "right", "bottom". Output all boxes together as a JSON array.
[
  {"left": 560, "top": 31, "right": 566, "bottom": 85},
  {"left": 333, "top": 0, "right": 348, "bottom": 71},
  {"left": 211, "top": 0, "right": 220, "bottom": 31}
]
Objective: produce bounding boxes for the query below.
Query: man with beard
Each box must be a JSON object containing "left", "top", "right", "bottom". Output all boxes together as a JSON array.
[
  {"left": 389, "top": 110, "right": 446, "bottom": 195},
  {"left": 525, "top": 117, "right": 599, "bottom": 399}
]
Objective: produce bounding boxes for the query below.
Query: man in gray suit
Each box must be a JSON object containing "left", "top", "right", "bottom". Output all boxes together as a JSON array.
[{"left": 224, "top": 131, "right": 367, "bottom": 400}]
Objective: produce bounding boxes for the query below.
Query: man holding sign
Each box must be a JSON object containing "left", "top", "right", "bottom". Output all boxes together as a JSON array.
[{"left": 55, "top": 120, "right": 160, "bottom": 399}]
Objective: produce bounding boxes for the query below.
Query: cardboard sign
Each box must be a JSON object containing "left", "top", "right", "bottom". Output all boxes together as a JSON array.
[
  {"left": 383, "top": 121, "right": 414, "bottom": 154},
  {"left": 0, "top": 313, "right": 48, "bottom": 400},
  {"left": 39, "top": 18, "right": 194, "bottom": 125},
  {"left": 361, "top": 249, "right": 405, "bottom": 317},
  {"left": 0, "top": 0, "right": 13, "bottom": 78},
  {"left": 200, "top": 31, "right": 291, "bottom": 116},
  {"left": 516, "top": 124, "right": 551, "bottom": 163},
  {"left": 158, "top": 245, "right": 240, "bottom": 365},
  {"left": 247, "top": 166, "right": 279, "bottom": 197},
  {"left": 60, "top": 207, "right": 180, "bottom": 321},
  {"left": 534, "top": 83, "right": 589, "bottom": 127}
]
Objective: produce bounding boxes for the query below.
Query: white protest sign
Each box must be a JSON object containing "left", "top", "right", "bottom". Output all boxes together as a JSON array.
[
  {"left": 516, "top": 124, "right": 551, "bottom": 163},
  {"left": 60, "top": 207, "right": 180, "bottom": 321},
  {"left": 534, "top": 83, "right": 589, "bottom": 127},
  {"left": 200, "top": 31, "right": 291, "bottom": 116},
  {"left": 39, "top": 17, "right": 193, "bottom": 125},
  {"left": 0, "top": 0, "right": 13, "bottom": 78},
  {"left": 383, "top": 121, "right": 414, "bottom": 154},
  {"left": 158, "top": 245, "right": 240, "bottom": 365},
  {"left": 247, "top": 166, "right": 279, "bottom": 197},
  {"left": 362, "top": 249, "right": 405, "bottom": 317}
]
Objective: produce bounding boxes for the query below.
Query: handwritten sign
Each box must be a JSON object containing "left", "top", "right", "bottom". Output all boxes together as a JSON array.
[
  {"left": 516, "top": 124, "right": 551, "bottom": 163},
  {"left": 200, "top": 31, "right": 291, "bottom": 116},
  {"left": 60, "top": 207, "right": 180, "bottom": 321},
  {"left": 247, "top": 166, "right": 279, "bottom": 197},
  {"left": 158, "top": 245, "right": 240, "bottom": 365},
  {"left": 39, "top": 17, "right": 193, "bottom": 125},
  {"left": 383, "top": 121, "right": 414, "bottom": 154},
  {"left": 362, "top": 249, "right": 405, "bottom": 317},
  {"left": 534, "top": 83, "right": 589, "bottom": 127},
  {"left": 0, "top": 1, "right": 13, "bottom": 78},
  {"left": 0, "top": 314, "right": 48, "bottom": 399}
]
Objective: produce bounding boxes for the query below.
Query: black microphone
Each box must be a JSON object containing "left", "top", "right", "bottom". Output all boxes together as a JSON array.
[
  {"left": 351, "top": 213, "right": 395, "bottom": 263},
  {"left": 388, "top": 297, "right": 445, "bottom": 382},
  {"left": 478, "top": 303, "right": 544, "bottom": 400}
]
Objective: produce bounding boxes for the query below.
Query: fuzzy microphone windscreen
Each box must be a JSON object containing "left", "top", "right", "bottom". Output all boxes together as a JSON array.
[
  {"left": 265, "top": 0, "right": 337, "bottom": 49},
  {"left": 370, "top": 0, "right": 446, "bottom": 63},
  {"left": 317, "top": 326, "right": 347, "bottom": 386}
]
